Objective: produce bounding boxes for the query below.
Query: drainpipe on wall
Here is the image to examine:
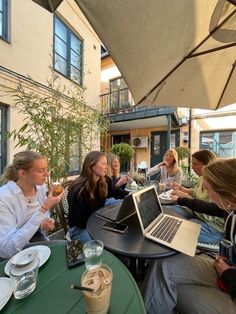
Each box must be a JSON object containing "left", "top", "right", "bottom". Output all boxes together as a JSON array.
[{"left": 167, "top": 114, "right": 171, "bottom": 149}]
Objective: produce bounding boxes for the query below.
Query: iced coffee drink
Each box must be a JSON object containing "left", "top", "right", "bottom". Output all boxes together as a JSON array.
[
  {"left": 52, "top": 182, "right": 62, "bottom": 196},
  {"left": 81, "top": 265, "right": 113, "bottom": 314},
  {"left": 159, "top": 182, "right": 166, "bottom": 193}
]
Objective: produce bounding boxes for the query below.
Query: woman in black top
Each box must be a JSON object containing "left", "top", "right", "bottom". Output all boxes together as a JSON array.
[{"left": 68, "top": 151, "right": 129, "bottom": 242}]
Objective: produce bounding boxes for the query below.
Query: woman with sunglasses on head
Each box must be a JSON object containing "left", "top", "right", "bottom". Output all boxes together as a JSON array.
[
  {"left": 67, "top": 151, "right": 129, "bottom": 243},
  {"left": 146, "top": 148, "right": 182, "bottom": 188},
  {"left": 142, "top": 158, "right": 236, "bottom": 314},
  {"left": 0, "top": 150, "right": 64, "bottom": 259}
]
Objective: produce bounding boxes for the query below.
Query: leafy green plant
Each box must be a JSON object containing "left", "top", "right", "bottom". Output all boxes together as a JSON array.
[
  {"left": 7, "top": 69, "right": 109, "bottom": 183},
  {"left": 175, "top": 146, "right": 190, "bottom": 163},
  {"left": 111, "top": 142, "right": 134, "bottom": 172},
  {"left": 111, "top": 143, "right": 134, "bottom": 162}
]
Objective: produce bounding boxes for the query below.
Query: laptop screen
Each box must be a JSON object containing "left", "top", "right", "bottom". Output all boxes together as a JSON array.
[{"left": 133, "top": 187, "right": 162, "bottom": 229}]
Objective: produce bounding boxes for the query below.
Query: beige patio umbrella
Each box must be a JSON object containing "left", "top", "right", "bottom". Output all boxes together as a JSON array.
[{"left": 77, "top": 0, "right": 236, "bottom": 110}]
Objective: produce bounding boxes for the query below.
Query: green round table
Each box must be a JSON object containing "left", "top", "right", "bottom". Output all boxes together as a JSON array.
[{"left": 0, "top": 243, "right": 146, "bottom": 314}]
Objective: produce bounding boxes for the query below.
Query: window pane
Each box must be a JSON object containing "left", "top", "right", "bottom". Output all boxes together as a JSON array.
[
  {"left": 55, "top": 54, "right": 67, "bottom": 76},
  {"left": 71, "top": 50, "right": 80, "bottom": 68},
  {"left": 170, "top": 134, "right": 176, "bottom": 148},
  {"left": 71, "top": 34, "right": 81, "bottom": 55},
  {"left": 153, "top": 135, "right": 160, "bottom": 156},
  {"left": 54, "top": 16, "right": 83, "bottom": 84},
  {"left": 55, "top": 36, "right": 67, "bottom": 58},
  {"left": 55, "top": 18, "right": 67, "bottom": 42},
  {"left": 0, "top": 0, "right": 2, "bottom": 11},
  {"left": 200, "top": 130, "right": 236, "bottom": 158},
  {"left": 71, "top": 65, "right": 81, "bottom": 83},
  {"left": 0, "top": 14, "right": 2, "bottom": 36}
]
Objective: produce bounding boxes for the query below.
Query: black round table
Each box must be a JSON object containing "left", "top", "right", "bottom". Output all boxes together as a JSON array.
[
  {"left": 87, "top": 206, "right": 180, "bottom": 278},
  {"left": 87, "top": 207, "right": 179, "bottom": 259}
]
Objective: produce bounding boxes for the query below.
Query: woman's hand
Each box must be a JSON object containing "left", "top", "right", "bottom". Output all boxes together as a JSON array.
[
  {"left": 214, "top": 257, "right": 235, "bottom": 277},
  {"left": 41, "top": 218, "right": 55, "bottom": 232},
  {"left": 171, "top": 190, "right": 191, "bottom": 198},
  {"left": 40, "top": 186, "right": 64, "bottom": 213},
  {"left": 171, "top": 182, "right": 181, "bottom": 190},
  {"left": 117, "top": 175, "right": 128, "bottom": 187},
  {"left": 158, "top": 161, "right": 168, "bottom": 168},
  {"left": 170, "top": 194, "right": 179, "bottom": 202}
]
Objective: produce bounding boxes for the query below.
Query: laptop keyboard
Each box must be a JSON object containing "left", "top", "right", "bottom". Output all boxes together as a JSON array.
[
  {"left": 151, "top": 216, "right": 182, "bottom": 243},
  {"left": 101, "top": 207, "right": 120, "bottom": 220}
]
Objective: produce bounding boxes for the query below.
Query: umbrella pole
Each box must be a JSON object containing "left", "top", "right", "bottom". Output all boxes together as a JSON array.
[
  {"left": 167, "top": 114, "right": 171, "bottom": 150},
  {"left": 188, "top": 109, "right": 192, "bottom": 175}
]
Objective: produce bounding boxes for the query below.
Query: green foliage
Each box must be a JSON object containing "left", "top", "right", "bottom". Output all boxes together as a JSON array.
[
  {"left": 180, "top": 163, "right": 198, "bottom": 188},
  {"left": 7, "top": 69, "right": 109, "bottom": 183},
  {"left": 175, "top": 146, "right": 190, "bottom": 162},
  {"left": 111, "top": 143, "right": 134, "bottom": 162}
]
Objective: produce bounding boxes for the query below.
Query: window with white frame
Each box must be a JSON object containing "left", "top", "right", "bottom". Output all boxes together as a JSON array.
[
  {"left": 0, "top": 0, "right": 9, "bottom": 41},
  {"left": 54, "top": 16, "right": 83, "bottom": 84},
  {"left": 200, "top": 130, "right": 236, "bottom": 157}
]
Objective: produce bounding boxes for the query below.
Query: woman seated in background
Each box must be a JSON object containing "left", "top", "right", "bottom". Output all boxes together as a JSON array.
[
  {"left": 0, "top": 150, "right": 64, "bottom": 259},
  {"left": 105, "top": 153, "right": 129, "bottom": 206},
  {"left": 146, "top": 148, "right": 182, "bottom": 187},
  {"left": 142, "top": 158, "right": 236, "bottom": 314},
  {"left": 67, "top": 151, "right": 129, "bottom": 243},
  {"left": 171, "top": 149, "right": 224, "bottom": 244}
]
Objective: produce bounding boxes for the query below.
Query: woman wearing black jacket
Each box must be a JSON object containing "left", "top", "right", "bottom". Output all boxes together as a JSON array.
[
  {"left": 68, "top": 151, "right": 129, "bottom": 243},
  {"left": 142, "top": 158, "right": 236, "bottom": 314}
]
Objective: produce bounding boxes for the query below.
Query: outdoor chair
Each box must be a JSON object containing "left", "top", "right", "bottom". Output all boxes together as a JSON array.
[{"left": 55, "top": 180, "right": 73, "bottom": 241}]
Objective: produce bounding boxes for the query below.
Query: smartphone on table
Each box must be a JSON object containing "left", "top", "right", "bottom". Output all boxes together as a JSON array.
[
  {"left": 102, "top": 221, "right": 128, "bottom": 234},
  {"left": 65, "top": 239, "right": 85, "bottom": 268}
]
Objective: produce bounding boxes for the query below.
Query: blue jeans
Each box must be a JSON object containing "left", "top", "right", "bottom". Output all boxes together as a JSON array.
[
  {"left": 69, "top": 226, "right": 92, "bottom": 244},
  {"left": 169, "top": 205, "right": 224, "bottom": 244},
  {"left": 105, "top": 198, "right": 122, "bottom": 206}
]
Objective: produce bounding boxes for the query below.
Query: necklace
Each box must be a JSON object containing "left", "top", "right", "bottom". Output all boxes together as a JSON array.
[{"left": 24, "top": 195, "right": 36, "bottom": 204}]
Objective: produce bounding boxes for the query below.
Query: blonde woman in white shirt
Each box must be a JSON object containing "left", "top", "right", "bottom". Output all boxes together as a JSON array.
[
  {"left": 0, "top": 150, "right": 64, "bottom": 259},
  {"left": 147, "top": 148, "right": 182, "bottom": 187}
]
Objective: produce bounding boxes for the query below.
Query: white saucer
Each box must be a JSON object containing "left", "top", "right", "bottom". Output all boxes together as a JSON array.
[
  {"left": 159, "top": 190, "right": 175, "bottom": 205},
  {"left": 11, "top": 257, "right": 39, "bottom": 276},
  {"left": 0, "top": 277, "right": 13, "bottom": 310},
  {"left": 11, "top": 249, "right": 36, "bottom": 266},
  {"left": 5, "top": 245, "right": 51, "bottom": 276}
]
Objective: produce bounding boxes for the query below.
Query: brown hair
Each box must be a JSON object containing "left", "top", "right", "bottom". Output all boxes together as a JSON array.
[
  {"left": 203, "top": 158, "right": 236, "bottom": 204},
  {"left": 107, "top": 153, "right": 120, "bottom": 178},
  {"left": 0, "top": 150, "right": 44, "bottom": 185},
  {"left": 192, "top": 149, "right": 216, "bottom": 165},
  {"left": 69, "top": 151, "right": 108, "bottom": 199}
]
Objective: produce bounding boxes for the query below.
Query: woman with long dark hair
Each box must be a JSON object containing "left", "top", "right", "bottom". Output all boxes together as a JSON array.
[{"left": 68, "top": 151, "right": 129, "bottom": 242}]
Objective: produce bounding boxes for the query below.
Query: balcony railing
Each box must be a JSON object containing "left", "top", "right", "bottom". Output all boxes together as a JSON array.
[{"left": 100, "top": 88, "right": 135, "bottom": 114}]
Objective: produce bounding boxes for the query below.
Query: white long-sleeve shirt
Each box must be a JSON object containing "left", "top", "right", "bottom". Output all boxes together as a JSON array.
[
  {"left": 146, "top": 164, "right": 182, "bottom": 186},
  {"left": 0, "top": 181, "right": 48, "bottom": 258}
]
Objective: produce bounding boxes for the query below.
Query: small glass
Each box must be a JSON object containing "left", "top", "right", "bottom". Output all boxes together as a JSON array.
[
  {"left": 52, "top": 181, "right": 63, "bottom": 196},
  {"left": 81, "top": 264, "right": 113, "bottom": 314},
  {"left": 83, "top": 240, "right": 104, "bottom": 270},
  {"left": 10, "top": 255, "right": 39, "bottom": 299}
]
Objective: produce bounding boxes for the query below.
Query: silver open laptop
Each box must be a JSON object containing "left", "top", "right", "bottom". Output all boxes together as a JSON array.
[{"left": 132, "top": 185, "right": 200, "bottom": 256}]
